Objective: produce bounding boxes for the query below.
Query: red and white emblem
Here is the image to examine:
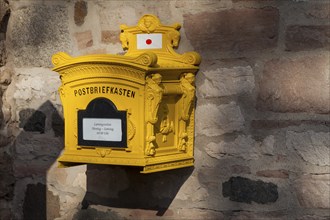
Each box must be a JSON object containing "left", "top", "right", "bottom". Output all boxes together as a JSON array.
[{"left": 137, "top": 34, "right": 162, "bottom": 49}]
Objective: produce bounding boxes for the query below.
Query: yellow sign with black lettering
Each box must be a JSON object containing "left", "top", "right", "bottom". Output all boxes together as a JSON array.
[{"left": 52, "top": 14, "right": 201, "bottom": 173}]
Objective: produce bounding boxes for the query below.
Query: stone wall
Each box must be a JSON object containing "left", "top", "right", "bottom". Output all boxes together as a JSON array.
[{"left": 0, "top": 0, "right": 329, "bottom": 219}]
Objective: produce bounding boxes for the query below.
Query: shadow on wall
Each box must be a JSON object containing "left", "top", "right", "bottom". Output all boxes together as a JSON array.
[
  {"left": 80, "top": 165, "right": 193, "bottom": 217},
  {"left": 16, "top": 101, "right": 192, "bottom": 219},
  {"left": 13, "top": 101, "right": 64, "bottom": 220}
]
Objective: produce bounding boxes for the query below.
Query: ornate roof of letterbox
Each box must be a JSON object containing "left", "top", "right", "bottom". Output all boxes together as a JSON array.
[
  {"left": 52, "top": 15, "right": 200, "bottom": 84},
  {"left": 120, "top": 14, "right": 201, "bottom": 69}
]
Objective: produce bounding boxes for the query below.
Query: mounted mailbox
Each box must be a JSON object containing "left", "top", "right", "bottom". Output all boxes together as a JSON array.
[{"left": 52, "top": 14, "right": 201, "bottom": 173}]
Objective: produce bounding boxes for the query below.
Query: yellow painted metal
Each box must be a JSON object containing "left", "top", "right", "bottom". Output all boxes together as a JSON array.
[{"left": 52, "top": 14, "right": 201, "bottom": 173}]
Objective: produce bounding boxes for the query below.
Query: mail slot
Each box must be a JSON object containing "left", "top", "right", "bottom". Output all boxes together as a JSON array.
[{"left": 52, "top": 14, "right": 201, "bottom": 173}]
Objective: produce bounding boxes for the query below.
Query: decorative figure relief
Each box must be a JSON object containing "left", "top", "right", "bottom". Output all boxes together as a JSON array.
[
  {"left": 138, "top": 15, "right": 159, "bottom": 33},
  {"left": 167, "top": 27, "right": 181, "bottom": 48},
  {"left": 145, "top": 73, "right": 164, "bottom": 156},
  {"left": 179, "top": 73, "right": 196, "bottom": 151},
  {"left": 159, "top": 105, "right": 174, "bottom": 143},
  {"left": 127, "top": 109, "right": 136, "bottom": 151},
  {"left": 96, "top": 149, "right": 111, "bottom": 158},
  {"left": 119, "top": 25, "right": 129, "bottom": 50}
]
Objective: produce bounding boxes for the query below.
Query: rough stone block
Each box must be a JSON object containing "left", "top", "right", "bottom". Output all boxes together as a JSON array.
[
  {"left": 5, "top": 68, "right": 61, "bottom": 122},
  {"left": 7, "top": 5, "right": 71, "bottom": 67},
  {"left": 0, "top": 1, "right": 9, "bottom": 29},
  {"left": 222, "top": 176, "right": 278, "bottom": 204},
  {"left": 230, "top": 165, "right": 251, "bottom": 174},
  {"left": 286, "top": 131, "right": 330, "bottom": 166},
  {"left": 74, "top": 30, "right": 93, "bottom": 50},
  {"left": 19, "top": 109, "right": 46, "bottom": 133},
  {"left": 285, "top": 25, "right": 330, "bottom": 51},
  {"left": 205, "top": 135, "right": 274, "bottom": 160},
  {"left": 256, "top": 169, "right": 289, "bottom": 179},
  {"left": 257, "top": 55, "right": 330, "bottom": 113},
  {"left": 184, "top": 8, "right": 279, "bottom": 56},
  {"left": 229, "top": 210, "right": 286, "bottom": 220},
  {"left": 294, "top": 174, "right": 330, "bottom": 209},
  {"left": 305, "top": 2, "right": 330, "bottom": 19},
  {"left": 199, "top": 66, "right": 254, "bottom": 98},
  {"left": 196, "top": 102, "right": 244, "bottom": 137},
  {"left": 74, "top": 0, "right": 88, "bottom": 26},
  {"left": 23, "top": 183, "right": 46, "bottom": 220},
  {"left": 101, "top": 30, "right": 120, "bottom": 44}
]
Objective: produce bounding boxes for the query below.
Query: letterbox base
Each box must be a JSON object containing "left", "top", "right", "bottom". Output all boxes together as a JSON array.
[
  {"left": 57, "top": 154, "right": 194, "bottom": 174},
  {"left": 141, "top": 158, "right": 194, "bottom": 173}
]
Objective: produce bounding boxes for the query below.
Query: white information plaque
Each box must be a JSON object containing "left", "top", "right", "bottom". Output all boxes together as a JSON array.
[
  {"left": 137, "top": 33, "right": 162, "bottom": 49},
  {"left": 83, "top": 118, "right": 122, "bottom": 142}
]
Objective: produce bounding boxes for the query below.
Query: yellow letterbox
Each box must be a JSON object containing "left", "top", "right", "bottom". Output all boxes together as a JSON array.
[{"left": 52, "top": 14, "right": 201, "bottom": 173}]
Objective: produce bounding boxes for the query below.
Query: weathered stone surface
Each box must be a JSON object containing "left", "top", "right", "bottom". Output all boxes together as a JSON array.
[
  {"left": 14, "top": 132, "right": 63, "bottom": 160},
  {"left": 0, "top": 0, "right": 9, "bottom": 66},
  {"left": 229, "top": 210, "right": 286, "bottom": 220},
  {"left": 0, "top": 204, "right": 12, "bottom": 220},
  {"left": 184, "top": 8, "right": 279, "bottom": 55},
  {"left": 285, "top": 25, "right": 330, "bottom": 51},
  {"left": 257, "top": 55, "right": 330, "bottom": 113},
  {"left": 223, "top": 176, "right": 278, "bottom": 204},
  {"left": 73, "top": 207, "right": 124, "bottom": 220},
  {"left": 175, "top": 176, "right": 208, "bottom": 203},
  {"left": 286, "top": 131, "right": 330, "bottom": 166},
  {"left": 23, "top": 183, "right": 46, "bottom": 220},
  {"left": 52, "top": 111, "right": 64, "bottom": 137},
  {"left": 0, "top": 151, "right": 14, "bottom": 200},
  {"left": 205, "top": 135, "right": 274, "bottom": 160},
  {"left": 101, "top": 30, "right": 120, "bottom": 44},
  {"left": 74, "top": 0, "right": 88, "bottom": 26},
  {"left": 47, "top": 189, "right": 60, "bottom": 220},
  {"left": 305, "top": 2, "right": 330, "bottom": 19},
  {"left": 256, "top": 169, "right": 289, "bottom": 179},
  {"left": 0, "top": 1, "right": 9, "bottom": 23},
  {"left": 19, "top": 109, "right": 46, "bottom": 133},
  {"left": 294, "top": 174, "right": 330, "bottom": 209},
  {"left": 298, "top": 215, "right": 330, "bottom": 220},
  {"left": 7, "top": 5, "right": 71, "bottom": 67},
  {"left": 0, "top": 41, "right": 5, "bottom": 66},
  {"left": 230, "top": 165, "right": 251, "bottom": 174},
  {"left": 74, "top": 30, "right": 93, "bottom": 50},
  {"left": 97, "top": 1, "right": 173, "bottom": 31},
  {"left": 5, "top": 68, "right": 61, "bottom": 122},
  {"left": 251, "top": 120, "right": 330, "bottom": 130},
  {"left": 199, "top": 66, "right": 254, "bottom": 98},
  {"left": 195, "top": 102, "right": 244, "bottom": 137}
]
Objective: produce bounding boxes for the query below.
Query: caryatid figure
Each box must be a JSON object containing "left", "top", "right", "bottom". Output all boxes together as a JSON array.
[
  {"left": 178, "top": 73, "right": 196, "bottom": 151},
  {"left": 145, "top": 73, "right": 164, "bottom": 155}
]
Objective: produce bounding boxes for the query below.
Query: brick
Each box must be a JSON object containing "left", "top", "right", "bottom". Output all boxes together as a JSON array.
[
  {"left": 285, "top": 25, "right": 330, "bottom": 51},
  {"left": 101, "top": 30, "right": 120, "bottom": 44},
  {"left": 256, "top": 169, "right": 289, "bottom": 179},
  {"left": 184, "top": 8, "right": 279, "bottom": 55},
  {"left": 74, "top": 30, "right": 93, "bottom": 50},
  {"left": 74, "top": 0, "right": 87, "bottom": 26},
  {"left": 257, "top": 55, "right": 330, "bottom": 113}
]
